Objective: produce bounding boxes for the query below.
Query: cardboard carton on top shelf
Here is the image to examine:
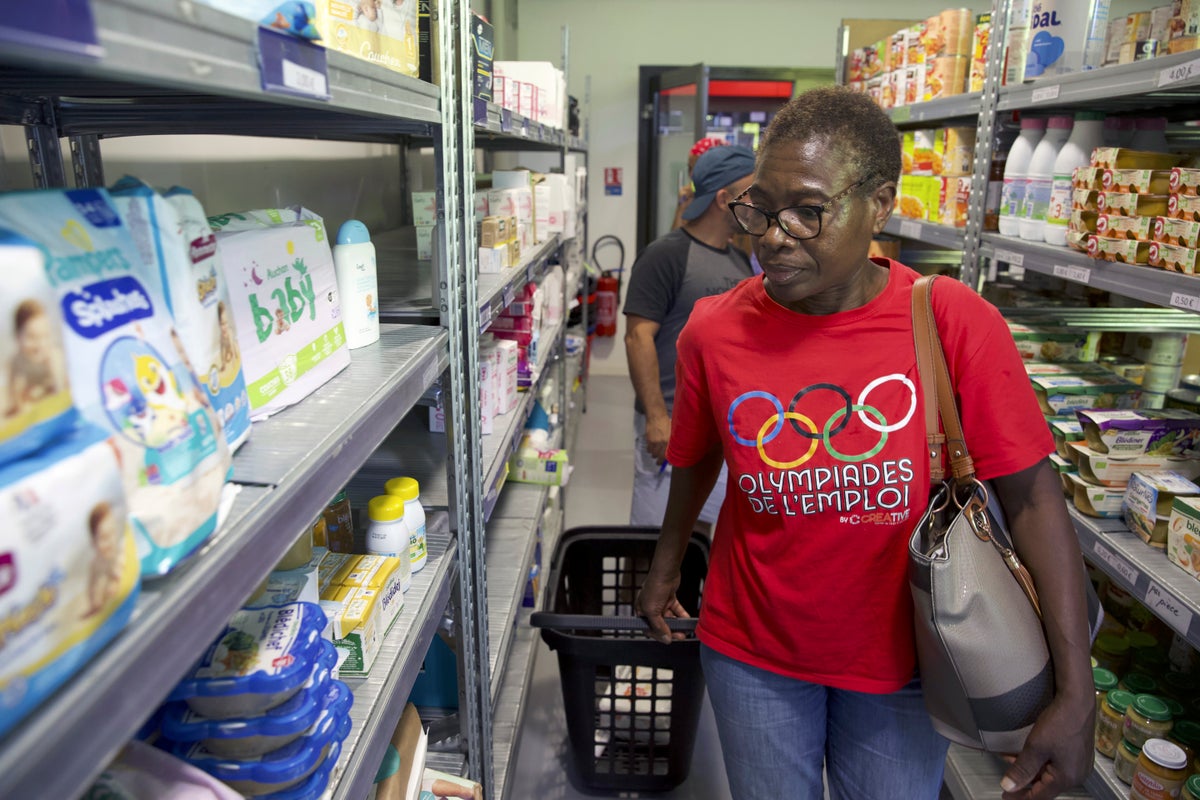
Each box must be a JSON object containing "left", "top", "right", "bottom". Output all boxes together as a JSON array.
[{"left": 314, "top": 0, "right": 418, "bottom": 78}]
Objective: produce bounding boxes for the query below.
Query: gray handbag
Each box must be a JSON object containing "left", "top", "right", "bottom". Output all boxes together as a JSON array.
[{"left": 907, "top": 275, "right": 1101, "bottom": 753}]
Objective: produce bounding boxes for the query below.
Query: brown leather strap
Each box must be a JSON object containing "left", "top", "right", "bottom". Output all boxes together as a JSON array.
[{"left": 911, "top": 276, "right": 976, "bottom": 482}]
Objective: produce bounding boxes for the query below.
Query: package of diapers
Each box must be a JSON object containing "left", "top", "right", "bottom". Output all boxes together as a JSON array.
[
  {"left": 208, "top": 207, "right": 349, "bottom": 420},
  {"left": 0, "top": 189, "right": 232, "bottom": 577},
  {"left": 0, "top": 423, "right": 140, "bottom": 738},
  {"left": 0, "top": 229, "right": 78, "bottom": 465},
  {"left": 108, "top": 178, "right": 253, "bottom": 451}
]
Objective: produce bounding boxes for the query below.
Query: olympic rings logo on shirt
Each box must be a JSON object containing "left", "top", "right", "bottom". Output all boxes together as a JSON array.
[{"left": 726, "top": 375, "right": 917, "bottom": 469}]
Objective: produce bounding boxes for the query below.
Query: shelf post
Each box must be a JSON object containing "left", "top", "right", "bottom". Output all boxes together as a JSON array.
[
  {"left": 437, "top": 0, "right": 494, "bottom": 794},
  {"left": 69, "top": 134, "right": 105, "bottom": 188},
  {"left": 25, "top": 98, "right": 66, "bottom": 188}
]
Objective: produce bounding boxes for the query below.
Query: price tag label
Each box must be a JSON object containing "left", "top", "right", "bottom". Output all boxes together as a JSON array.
[
  {"left": 1031, "top": 84, "right": 1061, "bottom": 103},
  {"left": 479, "top": 303, "right": 494, "bottom": 332},
  {"left": 258, "top": 28, "right": 330, "bottom": 101},
  {"left": 1092, "top": 541, "right": 1140, "bottom": 585},
  {"left": 1171, "top": 292, "right": 1200, "bottom": 312},
  {"left": 1052, "top": 264, "right": 1091, "bottom": 284},
  {"left": 0, "top": 0, "right": 101, "bottom": 57},
  {"left": 1159, "top": 57, "right": 1200, "bottom": 87},
  {"left": 502, "top": 285, "right": 516, "bottom": 309},
  {"left": 899, "top": 221, "right": 922, "bottom": 239},
  {"left": 500, "top": 108, "right": 513, "bottom": 133},
  {"left": 892, "top": 106, "right": 912, "bottom": 124},
  {"left": 1145, "top": 582, "right": 1194, "bottom": 636},
  {"left": 993, "top": 248, "right": 1025, "bottom": 267}
]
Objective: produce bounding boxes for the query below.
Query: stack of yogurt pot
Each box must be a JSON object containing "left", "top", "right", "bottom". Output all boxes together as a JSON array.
[{"left": 157, "top": 602, "right": 352, "bottom": 799}]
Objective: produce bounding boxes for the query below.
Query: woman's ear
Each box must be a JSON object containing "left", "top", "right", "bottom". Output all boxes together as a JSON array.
[{"left": 870, "top": 181, "right": 898, "bottom": 234}]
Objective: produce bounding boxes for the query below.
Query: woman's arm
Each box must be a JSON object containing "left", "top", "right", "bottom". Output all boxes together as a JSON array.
[
  {"left": 637, "top": 445, "right": 724, "bottom": 644},
  {"left": 992, "top": 458, "right": 1095, "bottom": 800}
]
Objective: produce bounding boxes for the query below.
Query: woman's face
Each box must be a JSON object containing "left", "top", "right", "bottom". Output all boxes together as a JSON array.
[{"left": 749, "top": 136, "right": 894, "bottom": 312}]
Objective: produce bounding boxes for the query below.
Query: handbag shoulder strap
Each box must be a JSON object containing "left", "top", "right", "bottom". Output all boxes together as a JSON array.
[{"left": 911, "top": 275, "right": 977, "bottom": 482}]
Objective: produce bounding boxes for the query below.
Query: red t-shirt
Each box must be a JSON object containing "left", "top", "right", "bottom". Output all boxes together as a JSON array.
[{"left": 667, "top": 259, "right": 1053, "bottom": 693}]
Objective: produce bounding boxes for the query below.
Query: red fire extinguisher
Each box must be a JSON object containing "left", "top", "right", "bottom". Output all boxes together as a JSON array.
[{"left": 596, "top": 271, "right": 619, "bottom": 337}]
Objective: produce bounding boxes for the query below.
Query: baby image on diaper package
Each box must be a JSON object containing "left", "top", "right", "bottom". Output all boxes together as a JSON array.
[
  {"left": 108, "top": 178, "right": 252, "bottom": 452},
  {"left": 208, "top": 207, "right": 349, "bottom": 420},
  {"left": 0, "top": 423, "right": 140, "bottom": 738},
  {"left": 0, "top": 189, "right": 233, "bottom": 577},
  {"left": 0, "top": 229, "right": 77, "bottom": 466}
]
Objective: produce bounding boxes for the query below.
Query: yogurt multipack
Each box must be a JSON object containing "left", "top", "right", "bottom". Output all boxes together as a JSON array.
[
  {"left": 0, "top": 189, "right": 233, "bottom": 577},
  {"left": 207, "top": 207, "right": 349, "bottom": 421},
  {"left": 169, "top": 602, "right": 326, "bottom": 718},
  {"left": 0, "top": 229, "right": 77, "bottom": 465},
  {"left": 0, "top": 424, "right": 140, "bottom": 738},
  {"left": 109, "top": 178, "right": 253, "bottom": 452},
  {"left": 165, "top": 681, "right": 351, "bottom": 796}
]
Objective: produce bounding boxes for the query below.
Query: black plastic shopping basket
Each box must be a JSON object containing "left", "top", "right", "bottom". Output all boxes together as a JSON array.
[{"left": 530, "top": 526, "right": 709, "bottom": 793}]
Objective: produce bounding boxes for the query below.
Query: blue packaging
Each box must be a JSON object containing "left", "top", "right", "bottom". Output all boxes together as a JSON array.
[
  {"left": 170, "top": 602, "right": 326, "bottom": 718},
  {"left": 161, "top": 640, "right": 337, "bottom": 758},
  {"left": 164, "top": 680, "right": 352, "bottom": 796}
]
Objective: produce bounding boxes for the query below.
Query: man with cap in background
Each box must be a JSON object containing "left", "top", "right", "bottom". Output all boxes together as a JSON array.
[{"left": 623, "top": 144, "right": 756, "bottom": 530}]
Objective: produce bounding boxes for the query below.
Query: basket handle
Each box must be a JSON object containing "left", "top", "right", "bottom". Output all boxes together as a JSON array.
[{"left": 530, "top": 612, "right": 698, "bottom": 633}]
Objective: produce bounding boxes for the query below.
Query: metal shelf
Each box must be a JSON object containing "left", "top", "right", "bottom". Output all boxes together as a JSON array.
[
  {"left": 0, "top": 323, "right": 448, "bottom": 800},
  {"left": 1072, "top": 507, "right": 1200, "bottom": 651},
  {"left": 943, "top": 744, "right": 1094, "bottom": 799},
  {"left": 889, "top": 92, "right": 985, "bottom": 125},
  {"left": 332, "top": 515, "right": 458, "bottom": 800},
  {"left": 473, "top": 100, "right": 572, "bottom": 151},
  {"left": 998, "top": 50, "right": 1200, "bottom": 114},
  {"left": 884, "top": 215, "right": 967, "bottom": 250},
  {"left": 478, "top": 236, "right": 562, "bottom": 334},
  {"left": 1084, "top": 754, "right": 1123, "bottom": 800},
  {"left": 0, "top": 0, "right": 440, "bottom": 138},
  {"left": 376, "top": 228, "right": 439, "bottom": 325},
  {"left": 980, "top": 233, "right": 1200, "bottom": 315},
  {"left": 486, "top": 486, "right": 547, "bottom": 703}
]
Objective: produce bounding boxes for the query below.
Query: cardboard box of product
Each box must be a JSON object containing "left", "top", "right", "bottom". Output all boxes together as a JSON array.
[
  {"left": 509, "top": 445, "right": 570, "bottom": 486},
  {"left": 1154, "top": 215, "right": 1200, "bottom": 247},
  {"left": 1125, "top": 470, "right": 1200, "bottom": 547},
  {"left": 1008, "top": 324, "right": 1101, "bottom": 362},
  {"left": 1167, "top": 496, "right": 1200, "bottom": 578},
  {"left": 1073, "top": 166, "right": 1104, "bottom": 191},
  {"left": 940, "top": 176, "right": 971, "bottom": 227},
  {"left": 1092, "top": 148, "right": 1184, "bottom": 171},
  {"left": 848, "top": 47, "right": 866, "bottom": 82},
  {"left": 1152, "top": 5, "right": 1175, "bottom": 44},
  {"left": 904, "top": 64, "right": 926, "bottom": 105},
  {"left": 1171, "top": 167, "right": 1200, "bottom": 197},
  {"left": 1069, "top": 473, "right": 1126, "bottom": 518},
  {"left": 478, "top": 243, "right": 507, "bottom": 274},
  {"left": 1171, "top": 193, "right": 1200, "bottom": 221},
  {"left": 471, "top": 11, "right": 494, "bottom": 102},
  {"left": 1067, "top": 229, "right": 1091, "bottom": 251},
  {"left": 314, "top": 0, "right": 418, "bottom": 78},
  {"left": 1087, "top": 235, "right": 1153, "bottom": 264},
  {"left": 1073, "top": 188, "right": 1101, "bottom": 212},
  {"left": 1049, "top": 416, "right": 1084, "bottom": 459},
  {"left": 1168, "top": 0, "right": 1200, "bottom": 54},
  {"left": 1104, "top": 16, "right": 1129, "bottom": 65},
  {"left": 1095, "top": 213, "right": 1156, "bottom": 241},
  {"left": 1078, "top": 408, "right": 1200, "bottom": 457},
  {"left": 969, "top": 13, "right": 991, "bottom": 92},
  {"left": 416, "top": 224, "right": 434, "bottom": 260},
  {"left": 1070, "top": 208, "right": 1099, "bottom": 233},
  {"left": 1068, "top": 442, "right": 1200, "bottom": 487},
  {"left": 320, "top": 554, "right": 407, "bottom": 676},
  {"left": 924, "top": 55, "right": 968, "bottom": 100},
  {"left": 1149, "top": 240, "right": 1200, "bottom": 274},
  {"left": 1031, "top": 373, "right": 1141, "bottom": 416},
  {"left": 495, "top": 338, "right": 519, "bottom": 413},
  {"left": 1096, "top": 192, "right": 1170, "bottom": 218},
  {"left": 411, "top": 191, "right": 437, "bottom": 226},
  {"left": 934, "top": 127, "right": 976, "bottom": 176},
  {"left": 1102, "top": 169, "right": 1172, "bottom": 195}
]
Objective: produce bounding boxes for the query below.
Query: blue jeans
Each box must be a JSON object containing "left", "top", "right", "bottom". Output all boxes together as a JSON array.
[{"left": 701, "top": 645, "right": 950, "bottom": 799}]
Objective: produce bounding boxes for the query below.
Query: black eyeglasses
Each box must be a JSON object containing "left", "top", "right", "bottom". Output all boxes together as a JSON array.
[{"left": 728, "top": 175, "right": 874, "bottom": 240}]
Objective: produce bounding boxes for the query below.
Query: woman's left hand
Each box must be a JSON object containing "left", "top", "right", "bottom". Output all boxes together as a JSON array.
[{"left": 1000, "top": 692, "right": 1095, "bottom": 799}]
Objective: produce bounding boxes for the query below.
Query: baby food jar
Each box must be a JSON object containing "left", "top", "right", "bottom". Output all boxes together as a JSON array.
[
  {"left": 1131, "top": 738, "right": 1189, "bottom": 800},
  {"left": 1094, "top": 668, "right": 1118, "bottom": 715},
  {"left": 1097, "top": 690, "right": 1135, "bottom": 758},
  {"left": 1183, "top": 774, "right": 1200, "bottom": 800},
  {"left": 1163, "top": 671, "right": 1200, "bottom": 702},
  {"left": 1122, "top": 673, "right": 1161, "bottom": 697},
  {"left": 1125, "top": 694, "right": 1175, "bottom": 749},
  {"left": 1117, "top": 739, "right": 1143, "bottom": 784},
  {"left": 1133, "top": 648, "right": 1171, "bottom": 677},
  {"left": 1169, "top": 719, "right": 1200, "bottom": 772},
  {"left": 1093, "top": 633, "right": 1132, "bottom": 675}
]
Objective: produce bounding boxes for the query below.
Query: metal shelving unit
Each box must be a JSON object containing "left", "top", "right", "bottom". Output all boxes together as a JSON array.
[
  {"left": 478, "top": 235, "right": 563, "bottom": 333},
  {"left": 943, "top": 745, "right": 1094, "bottom": 800},
  {"left": 1084, "top": 755, "right": 1123, "bottom": 800},
  {"left": 0, "top": 322, "right": 447, "bottom": 799},
  {"left": 883, "top": 215, "right": 967, "bottom": 250},
  {"left": 997, "top": 49, "right": 1200, "bottom": 112},
  {"left": 334, "top": 514, "right": 458, "bottom": 800},
  {"left": 889, "top": 92, "right": 985, "bottom": 125}
]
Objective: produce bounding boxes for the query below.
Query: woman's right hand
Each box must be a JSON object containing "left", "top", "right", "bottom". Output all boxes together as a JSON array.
[{"left": 637, "top": 570, "right": 689, "bottom": 644}]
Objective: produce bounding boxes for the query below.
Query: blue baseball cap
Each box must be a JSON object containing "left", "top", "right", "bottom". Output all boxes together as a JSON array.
[{"left": 683, "top": 144, "right": 755, "bottom": 221}]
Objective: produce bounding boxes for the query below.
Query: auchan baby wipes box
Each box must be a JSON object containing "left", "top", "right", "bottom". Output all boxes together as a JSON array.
[
  {"left": 0, "top": 189, "right": 232, "bottom": 577},
  {"left": 208, "top": 208, "right": 350, "bottom": 420},
  {"left": 0, "top": 424, "right": 140, "bottom": 738}
]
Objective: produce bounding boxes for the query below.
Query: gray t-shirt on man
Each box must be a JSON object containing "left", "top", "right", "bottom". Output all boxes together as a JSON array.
[{"left": 622, "top": 229, "right": 752, "bottom": 415}]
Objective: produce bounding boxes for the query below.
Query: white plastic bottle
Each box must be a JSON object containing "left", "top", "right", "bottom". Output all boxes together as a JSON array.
[
  {"left": 332, "top": 219, "right": 380, "bottom": 349},
  {"left": 1045, "top": 111, "right": 1105, "bottom": 247},
  {"left": 1020, "top": 115, "right": 1073, "bottom": 242},
  {"left": 999, "top": 116, "right": 1046, "bottom": 237},
  {"left": 1004, "top": 0, "right": 1032, "bottom": 86},
  {"left": 366, "top": 495, "right": 413, "bottom": 591},
  {"left": 1131, "top": 117, "right": 1169, "bottom": 152},
  {"left": 385, "top": 476, "right": 427, "bottom": 574}
]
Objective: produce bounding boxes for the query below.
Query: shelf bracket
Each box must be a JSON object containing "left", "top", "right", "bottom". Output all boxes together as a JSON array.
[{"left": 25, "top": 98, "right": 66, "bottom": 189}]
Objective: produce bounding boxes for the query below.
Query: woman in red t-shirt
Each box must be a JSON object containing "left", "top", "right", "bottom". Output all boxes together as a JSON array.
[{"left": 637, "top": 86, "right": 1095, "bottom": 800}]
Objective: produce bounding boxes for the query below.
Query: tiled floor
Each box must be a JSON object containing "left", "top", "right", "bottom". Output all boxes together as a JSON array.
[{"left": 506, "top": 375, "right": 732, "bottom": 799}]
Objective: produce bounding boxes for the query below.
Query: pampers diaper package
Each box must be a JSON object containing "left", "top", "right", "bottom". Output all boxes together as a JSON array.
[
  {"left": 0, "top": 423, "right": 140, "bottom": 738},
  {"left": 208, "top": 207, "right": 349, "bottom": 420},
  {"left": 108, "top": 178, "right": 252, "bottom": 451},
  {"left": 0, "top": 229, "right": 77, "bottom": 465},
  {"left": 0, "top": 189, "right": 233, "bottom": 577}
]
